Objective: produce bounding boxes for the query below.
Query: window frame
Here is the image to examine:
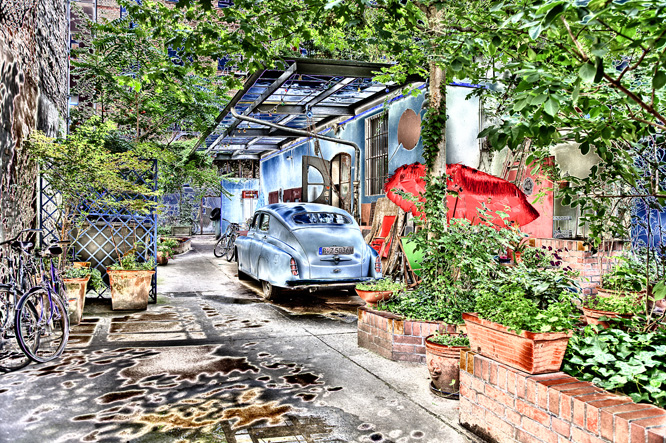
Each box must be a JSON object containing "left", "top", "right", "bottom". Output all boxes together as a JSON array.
[{"left": 364, "top": 112, "right": 389, "bottom": 196}]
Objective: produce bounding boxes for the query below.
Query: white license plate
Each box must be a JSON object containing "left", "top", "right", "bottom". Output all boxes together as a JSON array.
[{"left": 319, "top": 246, "right": 353, "bottom": 255}]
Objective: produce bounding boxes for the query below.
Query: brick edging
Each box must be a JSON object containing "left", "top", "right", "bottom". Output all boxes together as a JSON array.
[
  {"left": 459, "top": 350, "right": 666, "bottom": 443},
  {"left": 357, "top": 307, "right": 456, "bottom": 364}
]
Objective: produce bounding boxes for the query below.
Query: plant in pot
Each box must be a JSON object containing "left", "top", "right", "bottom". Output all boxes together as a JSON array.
[
  {"left": 157, "top": 239, "right": 177, "bottom": 265},
  {"left": 62, "top": 266, "right": 104, "bottom": 324},
  {"left": 425, "top": 332, "right": 470, "bottom": 397},
  {"left": 107, "top": 247, "right": 156, "bottom": 311},
  {"left": 355, "top": 279, "right": 404, "bottom": 306},
  {"left": 582, "top": 292, "right": 642, "bottom": 329},
  {"left": 464, "top": 264, "right": 581, "bottom": 374}
]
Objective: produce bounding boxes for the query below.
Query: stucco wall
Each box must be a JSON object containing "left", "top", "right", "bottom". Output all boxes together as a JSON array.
[{"left": 0, "top": 0, "right": 68, "bottom": 241}]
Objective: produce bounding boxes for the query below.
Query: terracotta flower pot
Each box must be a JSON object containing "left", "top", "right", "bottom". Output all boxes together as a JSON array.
[
  {"left": 425, "top": 334, "right": 469, "bottom": 395},
  {"left": 156, "top": 251, "right": 169, "bottom": 266},
  {"left": 463, "top": 313, "right": 572, "bottom": 375},
  {"left": 63, "top": 276, "right": 90, "bottom": 325},
  {"left": 107, "top": 269, "right": 155, "bottom": 310},
  {"left": 355, "top": 289, "right": 393, "bottom": 306},
  {"left": 582, "top": 306, "right": 633, "bottom": 329}
]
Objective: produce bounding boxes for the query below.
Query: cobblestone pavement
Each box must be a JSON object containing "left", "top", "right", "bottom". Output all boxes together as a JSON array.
[{"left": 0, "top": 237, "right": 479, "bottom": 443}]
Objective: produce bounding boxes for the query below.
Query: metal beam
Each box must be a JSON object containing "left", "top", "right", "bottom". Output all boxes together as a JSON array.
[
  {"left": 191, "top": 69, "right": 264, "bottom": 155},
  {"left": 255, "top": 104, "right": 353, "bottom": 116},
  {"left": 216, "top": 63, "right": 298, "bottom": 143},
  {"left": 224, "top": 128, "right": 300, "bottom": 137},
  {"left": 293, "top": 59, "right": 390, "bottom": 78}
]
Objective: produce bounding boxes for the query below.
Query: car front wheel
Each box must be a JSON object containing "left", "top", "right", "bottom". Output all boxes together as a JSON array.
[{"left": 261, "top": 280, "right": 281, "bottom": 301}]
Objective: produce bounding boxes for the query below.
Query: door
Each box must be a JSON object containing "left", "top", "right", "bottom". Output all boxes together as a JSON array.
[
  {"left": 302, "top": 156, "right": 331, "bottom": 204},
  {"left": 331, "top": 153, "right": 352, "bottom": 212}
]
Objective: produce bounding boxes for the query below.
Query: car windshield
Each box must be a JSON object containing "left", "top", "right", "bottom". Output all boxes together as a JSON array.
[{"left": 292, "top": 212, "right": 352, "bottom": 225}]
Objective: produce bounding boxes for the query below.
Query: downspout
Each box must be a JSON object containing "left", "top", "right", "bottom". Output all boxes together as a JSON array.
[{"left": 229, "top": 108, "right": 362, "bottom": 222}]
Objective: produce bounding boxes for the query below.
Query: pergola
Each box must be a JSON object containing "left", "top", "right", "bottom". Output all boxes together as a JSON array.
[{"left": 196, "top": 58, "right": 424, "bottom": 160}]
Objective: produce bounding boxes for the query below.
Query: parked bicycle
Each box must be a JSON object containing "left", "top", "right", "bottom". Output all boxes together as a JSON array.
[
  {"left": 214, "top": 219, "right": 241, "bottom": 261},
  {"left": 15, "top": 238, "right": 69, "bottom": 363},
  {"left": 0, "top": 229, "right": 43, "bottom": 370}
]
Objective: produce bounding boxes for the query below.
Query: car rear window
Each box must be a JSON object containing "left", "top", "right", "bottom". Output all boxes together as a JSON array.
[{"left": 292, "top": 212, "right": 352, "bottom": 225}]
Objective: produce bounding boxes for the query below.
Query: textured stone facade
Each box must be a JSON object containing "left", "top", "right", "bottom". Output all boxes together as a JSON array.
[{"left": 0, "top": 0, "right": 68, "bottom": 241}]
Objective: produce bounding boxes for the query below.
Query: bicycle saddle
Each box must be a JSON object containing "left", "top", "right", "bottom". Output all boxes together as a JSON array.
[{"left": 10, "top": 241, "right": 33, "bottom": 253}]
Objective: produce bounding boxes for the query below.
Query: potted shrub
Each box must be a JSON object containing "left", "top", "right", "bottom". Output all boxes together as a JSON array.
[
  {"left": 63, "top": 267, "right": 91, "bottom": 325},
  {"left": 107, "top": 252, "right": 156, "bottom": 311},
  {"left": 582, "top": 292, "right": 641, "bottom": 328},
  {"left": 425, "top": 332, "right": 469, "bottom": 396},
  {"left": 464, "top": 265, "right": 580, "bottom": 374},
  {"left": 157, "top": 240, "right": 176, "bottom": 266},
  {"left": 355, "top": 279, "right": 404, "bottom": 306}
]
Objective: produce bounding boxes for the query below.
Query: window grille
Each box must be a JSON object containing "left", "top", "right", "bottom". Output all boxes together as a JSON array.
[{"left": 365, "top": 113, "right": 389, "bottom": 196}]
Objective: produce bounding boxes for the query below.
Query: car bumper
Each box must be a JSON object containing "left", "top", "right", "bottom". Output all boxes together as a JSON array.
[{"left": 285, "top": 277, "right": 374, "bottom": 290}]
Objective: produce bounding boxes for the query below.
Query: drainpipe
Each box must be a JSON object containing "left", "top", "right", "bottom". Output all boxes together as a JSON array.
[{"left": 229, "top": 108, "right": 361, "bottom": 222}]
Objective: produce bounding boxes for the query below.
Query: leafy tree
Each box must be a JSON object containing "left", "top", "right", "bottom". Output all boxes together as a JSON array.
[
  {"left": 70, "top": 5, "right": 229, "bottom": 142},
  {"left": 27, "top": 118, "right": 158, "bottom": 263}
]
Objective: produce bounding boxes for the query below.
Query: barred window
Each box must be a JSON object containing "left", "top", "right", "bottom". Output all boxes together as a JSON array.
[{"left": 365, "top": 113, "right": 389, "bottom": 196}]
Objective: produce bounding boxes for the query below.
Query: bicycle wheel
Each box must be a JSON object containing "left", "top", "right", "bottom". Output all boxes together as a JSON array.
[
  {"left": 0, "top": 290, "right": 34, "bottom": 371},
  {"left": 15, "top": 288, "right": 69, "bottom": 363},
  {"left": 225, "top": 234, "right": 236, "bottom": 262},
  {"left": 214, "top": 235, "right": 229, "bottom": 258}
]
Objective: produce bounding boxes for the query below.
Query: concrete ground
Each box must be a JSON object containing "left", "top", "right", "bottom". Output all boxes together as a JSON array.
[{"left": 0, "top": 236, "right": 481, "bottom": 443}]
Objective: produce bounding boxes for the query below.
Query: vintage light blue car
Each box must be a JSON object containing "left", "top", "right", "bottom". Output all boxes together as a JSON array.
[{"left": 235, "top": 203, "right": 382, "bottom": 299}]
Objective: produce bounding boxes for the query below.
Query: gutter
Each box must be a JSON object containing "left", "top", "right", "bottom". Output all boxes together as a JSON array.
[{"left": 229, "top": 108, "right": 361, "bottom": 222}]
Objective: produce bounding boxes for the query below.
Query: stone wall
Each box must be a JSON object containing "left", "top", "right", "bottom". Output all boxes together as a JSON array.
[
  {"left": 357, "top": 307, "right": 456, "bottom": 364},
  {"left": 0, "top": 0, "right": 68, "bottom": 241},
  {"left": 459, "top": 350, "right": 666, "bottom": 443}
]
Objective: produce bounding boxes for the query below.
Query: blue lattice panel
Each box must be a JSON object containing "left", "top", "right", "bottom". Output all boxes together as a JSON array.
[{"left": 39, "top": 160, "right": 158, "bottom": 301}]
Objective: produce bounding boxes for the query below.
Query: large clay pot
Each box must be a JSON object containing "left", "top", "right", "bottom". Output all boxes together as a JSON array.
[
  {"left": 425, "top": 334, "right": 468, "bottom": 395},
  {"left": 107, "top": 269, "right": 155, "bottom": 310},
  {"left": 582, "top": 306, "right": 633, "bottom": 329},
  {"left": 355, "top": 289, "right": 393, "bottom": 306},
  {"left": 63, "top": 276, "right": 90, "bottom": 325},
  {"left": 463, "top": 313, "right": 572, "bottom": 375}
]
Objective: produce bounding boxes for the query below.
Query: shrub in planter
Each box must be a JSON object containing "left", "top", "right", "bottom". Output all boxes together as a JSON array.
[
  {"left": 582, "top": 292, "right": 642, "bottom": 328},
  {"left": 355, "top": 279, "right": 404, "bottom": 306},
  {"left": 425, "top": 332, "right": 470, "bottom": 395},
  {"left": 108, "top": 254, "right": 155, "bottom": 311},
  {"left": 466, "top": 265, "right": 580, "bottom": 374}
]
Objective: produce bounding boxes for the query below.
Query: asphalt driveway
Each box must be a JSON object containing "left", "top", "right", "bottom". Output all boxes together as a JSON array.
[{"left": 0, "top": 236, "right": 479, "bottom": 443}]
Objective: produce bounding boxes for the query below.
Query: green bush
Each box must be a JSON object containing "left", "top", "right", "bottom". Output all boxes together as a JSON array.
[
  {"left": 563, "top": 326, "right": 666, "bottom": 407},
  {"left": 428, "top": 332, "right": 469, "bottom": 347},
  {"left": 356, "top": 278, "right": 404, "bottom": 292}
]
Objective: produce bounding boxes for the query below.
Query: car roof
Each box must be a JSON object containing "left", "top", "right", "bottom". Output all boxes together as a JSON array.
[{"left": 258, "top": 203, "right": 357, "bottom": 229}]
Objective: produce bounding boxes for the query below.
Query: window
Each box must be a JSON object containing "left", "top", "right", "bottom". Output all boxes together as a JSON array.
[
  {"left": 365, "top": 112, "right": 389, "bottom": 196},
  {"left": 251, "top": 213, "right": 261, "bottom": 230},
  {"left": 292, "top": 212, "right": 352, "bottom": 225},
  {"left": 259, "top": 214, "right": 270, "bottom": 232}
]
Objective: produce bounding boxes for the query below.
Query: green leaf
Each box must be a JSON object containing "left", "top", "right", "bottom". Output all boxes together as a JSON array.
[
  {"left": 653, "top": 71, "right": 666, "bottom": 90},
  {"left": 580, "top": 141, "right": 590, "bottom": 155},
  {"left": 544, "top": 98, "right": 560, "bottom": 116},
  {"left": 594, "top": 58, "right": 605, "bottom": 83},
  {"left": 514, "top": 98, "right": 529, "bottom": 112},
  {"left": 572, "top": 80, "right": 581, "bottom": 103},
  {"left": 580, "top": 63, "right": 596, "bottom": 83},
  {"left": 529, "top": 24, "right": 542, "bottom": 40},
  {"left": 531, "top": 94, "right": 548, "bottom": 105}
]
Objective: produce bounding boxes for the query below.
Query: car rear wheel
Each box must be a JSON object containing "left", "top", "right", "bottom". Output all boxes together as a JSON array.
[{"left": 261, "top": 281, "right": 281, "bottom": 301}]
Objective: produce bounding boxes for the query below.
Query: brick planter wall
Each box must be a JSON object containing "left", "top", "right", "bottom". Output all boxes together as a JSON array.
[
  {"left": 530, "top": 239, "right": 625, "bottom": 296},
  {"left": 459, "top": 350, "right": 666, "bottom": 443},
  {"left": 357, "top": 307, "right": 456, "bottom": 364}
]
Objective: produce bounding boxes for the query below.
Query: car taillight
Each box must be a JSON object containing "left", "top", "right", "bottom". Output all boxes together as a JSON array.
[
  {"left": 375, "top": 255, "right": 381, "bottom": 273},
  {"left": 290, "top": 258, "right": 299, "bottom": 276}
]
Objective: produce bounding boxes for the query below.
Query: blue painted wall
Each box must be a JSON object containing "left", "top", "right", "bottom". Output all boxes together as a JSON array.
[
  {"left": 220, "top": 178, "right": 260, "bottom": 232},
  {"left": 258, "top": 84, "right": 481, "bottom": 212}
]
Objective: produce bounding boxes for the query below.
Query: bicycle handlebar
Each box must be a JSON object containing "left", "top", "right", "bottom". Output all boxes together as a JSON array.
[{"left": 0, "top": 229, "right": 43, "bottom": 247}]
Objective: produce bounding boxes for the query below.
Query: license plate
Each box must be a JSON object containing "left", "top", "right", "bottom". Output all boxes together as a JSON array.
[{"left": 319, "top": 246, "right": 353, "bottom": 255}]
